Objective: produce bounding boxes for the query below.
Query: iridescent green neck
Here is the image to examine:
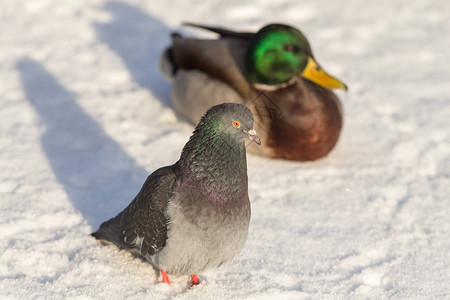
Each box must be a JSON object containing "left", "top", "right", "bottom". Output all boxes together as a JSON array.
[
  {"left": 180, "top": 117, "right": 222, "bottom": 165},
  {"left": 179, "top": 121, "right": 248, "bottom": 198}
]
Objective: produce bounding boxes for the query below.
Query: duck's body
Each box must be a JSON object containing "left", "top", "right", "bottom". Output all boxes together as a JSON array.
[{"left": 161, "top": 23, "right": 347, "bottom": 161}]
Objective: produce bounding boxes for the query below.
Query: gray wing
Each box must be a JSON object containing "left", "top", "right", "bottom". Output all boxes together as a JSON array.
[{"left": 91, "top": 164, "right": 178, "bottom": 257}]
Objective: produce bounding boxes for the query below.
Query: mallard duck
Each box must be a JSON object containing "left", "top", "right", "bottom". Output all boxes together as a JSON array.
[{"left": 160, "top": 23, "right": 347, "bottom": 161}]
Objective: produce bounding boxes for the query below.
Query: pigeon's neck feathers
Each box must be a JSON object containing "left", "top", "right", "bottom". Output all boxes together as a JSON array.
[{"left": 179, "top": 118, "right": 248, "bottom": 201}]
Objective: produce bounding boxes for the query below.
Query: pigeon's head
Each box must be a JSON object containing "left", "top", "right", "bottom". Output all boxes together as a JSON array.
[
  {"left": 202, "top": 103, "right": 261, "bottom": 146},
  {"left": 245, "top": 24, "right": 347, "bottom": 91}
]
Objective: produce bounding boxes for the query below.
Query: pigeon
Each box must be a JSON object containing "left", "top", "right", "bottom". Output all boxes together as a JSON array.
[
  {"left": 160, "top": 23, "right": 347, "bottom": 161},
  {"left": 92, "top": 103, "right": 261, "bottom": 286}
]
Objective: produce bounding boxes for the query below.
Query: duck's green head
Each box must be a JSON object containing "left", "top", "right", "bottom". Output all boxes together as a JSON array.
[{"left": 245, "top": 24, "right": 347, "bottom": 90}]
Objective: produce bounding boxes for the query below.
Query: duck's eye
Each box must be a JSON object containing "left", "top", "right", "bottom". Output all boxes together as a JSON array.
[
  {"left": 233, "top": 121, "right": 241, "bottom": 128},
  {"left": 284, "top": 45, "right": 296, "bottom": 53}
]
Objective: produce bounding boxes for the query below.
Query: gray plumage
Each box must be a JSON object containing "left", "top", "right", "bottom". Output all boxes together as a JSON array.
[{"left": 92, "top": 103, "right": 260, "bottom": 277}]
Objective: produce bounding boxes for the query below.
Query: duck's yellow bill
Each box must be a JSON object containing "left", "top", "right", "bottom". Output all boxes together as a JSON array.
[{"left": 301, "top": 57, "right": 348, "bottom": 91}]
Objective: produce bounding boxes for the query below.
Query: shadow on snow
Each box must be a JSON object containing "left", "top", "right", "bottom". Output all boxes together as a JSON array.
[
  {"left": 17, "top": 58, "right": 148, "bottom": 229},
  {"left": 94, "top": 1, "right": 172, "bottom": 106}
]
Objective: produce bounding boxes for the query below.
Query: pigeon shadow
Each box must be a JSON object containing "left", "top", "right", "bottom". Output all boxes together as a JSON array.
[
  {"left": 17, "top": 58, "right": 149, "bottom": 229},
  {"left": 94, "top": 1, "right": 172, "bottom": 106}
]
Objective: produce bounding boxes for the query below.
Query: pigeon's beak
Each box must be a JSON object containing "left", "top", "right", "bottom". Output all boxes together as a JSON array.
[{"left": 244, "top": 129, "right": 261, "bottom": 145}]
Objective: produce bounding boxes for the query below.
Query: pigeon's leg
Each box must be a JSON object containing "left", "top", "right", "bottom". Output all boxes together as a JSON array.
[
  {"left": 191, "top": 274, "right": 200, "bottom": 285},
  {"left": 161, "top": 270, "right": 170, "bottom": 284}
]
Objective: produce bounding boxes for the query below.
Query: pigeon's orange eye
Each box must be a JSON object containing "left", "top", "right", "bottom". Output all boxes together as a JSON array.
[{"left": 233, "top": 121, "right": 241, "bottom": 128}]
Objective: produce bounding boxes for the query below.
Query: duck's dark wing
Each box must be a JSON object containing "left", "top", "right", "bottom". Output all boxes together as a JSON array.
[
  {"left": 91, "top": 164, "right": 178, "bottom": 257},
  {"left": 168, "top": 25, "right": 254, "bottom": 99},
  {"left": 183, "top": 22, "right": 254, "bottom": 39}
]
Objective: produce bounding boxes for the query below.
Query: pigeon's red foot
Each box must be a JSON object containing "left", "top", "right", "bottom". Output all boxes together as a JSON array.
[
  {"left": 161, "top": 270, "right": 170, "bottom": 284},
  {"left": 191, "top": 274, "right": 200, "bottom": 285}
]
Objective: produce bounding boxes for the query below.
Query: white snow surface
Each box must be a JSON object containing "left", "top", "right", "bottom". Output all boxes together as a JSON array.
[{"left": 1, "top": 0, "right": 450, "bottom": 299}]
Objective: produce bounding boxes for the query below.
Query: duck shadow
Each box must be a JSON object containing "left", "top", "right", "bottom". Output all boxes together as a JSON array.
[
  {"left": 94, "top": 1, "right": 172, "bottom": 106},
  {"left": 17, "top": 58, "right": 149, "bottom": 229}
]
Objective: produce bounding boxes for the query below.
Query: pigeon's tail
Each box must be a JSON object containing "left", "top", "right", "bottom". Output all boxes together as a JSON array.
[{"left": 91, "top": 214, "right": 127, "bottom": 249}]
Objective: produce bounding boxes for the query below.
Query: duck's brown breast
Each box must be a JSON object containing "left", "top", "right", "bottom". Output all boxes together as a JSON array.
[{"left": 248, "top": 79, "right": 343, "bottom": 161}]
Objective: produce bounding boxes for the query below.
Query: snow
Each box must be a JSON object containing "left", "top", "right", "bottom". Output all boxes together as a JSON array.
[{"left": 1, "top": 0, "right": 450, "bottom": 299}]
